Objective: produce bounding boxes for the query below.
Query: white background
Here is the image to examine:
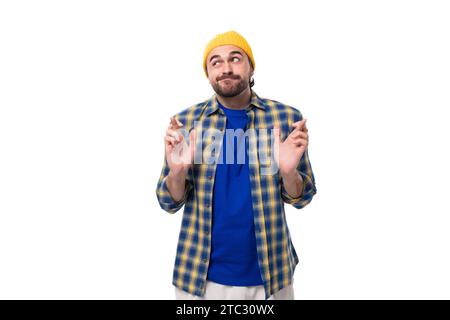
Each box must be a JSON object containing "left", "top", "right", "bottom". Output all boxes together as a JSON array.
[{"left": 1, "top": 0, "right": 449, "bottom": 299}]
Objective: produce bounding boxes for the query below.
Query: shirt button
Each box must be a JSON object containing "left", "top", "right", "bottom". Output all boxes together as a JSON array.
[
  {"left": 205, "top": 230, "right": 210, "bottom": 235},
  {"left": 202, "top": 258, "right": 207, "bottom": 263},
  {"left": 207, "top": 175, "right": 213, "bottom": 180},
  {"left": 206, "top": 203, "right": 210, "bottom": 208}
]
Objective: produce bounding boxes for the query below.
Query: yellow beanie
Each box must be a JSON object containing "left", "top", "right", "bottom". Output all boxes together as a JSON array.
[{"left": 203, "top": 30, "right": 255, "bottom": 77}]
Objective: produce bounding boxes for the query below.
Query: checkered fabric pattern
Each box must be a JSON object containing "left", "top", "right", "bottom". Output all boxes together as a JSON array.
[{"left": 156, "top": 90, "right": 317, "bottom": 299}]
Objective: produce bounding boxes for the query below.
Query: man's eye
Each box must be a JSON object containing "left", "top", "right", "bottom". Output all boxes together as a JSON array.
[{"left": 232, "top": 57, "right": 240, "bottom": 62}]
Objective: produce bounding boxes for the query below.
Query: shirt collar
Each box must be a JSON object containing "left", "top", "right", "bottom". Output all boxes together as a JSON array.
[{"left": 202, "top": 89, "right": 266, "bottom": 117}]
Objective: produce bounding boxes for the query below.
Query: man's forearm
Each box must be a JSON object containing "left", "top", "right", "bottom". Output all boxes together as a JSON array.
[
  {"left": 166, "top": 170, "right": 188, "bottom": 203},
  {"left": 280, "top": 170, "right": 304, "bottom": 199}
]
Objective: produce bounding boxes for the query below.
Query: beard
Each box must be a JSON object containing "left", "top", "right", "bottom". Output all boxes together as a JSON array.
[{"left": 211, "top": 75, "right": 249, "bottom": 98}]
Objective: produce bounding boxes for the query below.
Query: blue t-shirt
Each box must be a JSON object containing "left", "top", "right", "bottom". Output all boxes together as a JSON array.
[{"left": 206, "top": 100, "right": 264, "bottom": 286}]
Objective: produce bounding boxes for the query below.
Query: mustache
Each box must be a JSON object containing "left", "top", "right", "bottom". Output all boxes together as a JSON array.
[{"left": 217, "top": 74, "right": 240, "bottom": 81}]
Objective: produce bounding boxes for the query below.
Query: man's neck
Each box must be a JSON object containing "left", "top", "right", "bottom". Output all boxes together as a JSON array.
[{"left": 216, "top": 88, "right": 252, "bottom": 110}]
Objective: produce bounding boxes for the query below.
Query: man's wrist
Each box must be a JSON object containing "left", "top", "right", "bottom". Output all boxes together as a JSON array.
[
  {"left": 280, "top": 169, "right": 304, "bottom": 199},
  {"left": 280, "top": 169, "right": 300, "bottom": 181},
  {"left": 168, "top": 168, "right": 188, "bottom": 183}
]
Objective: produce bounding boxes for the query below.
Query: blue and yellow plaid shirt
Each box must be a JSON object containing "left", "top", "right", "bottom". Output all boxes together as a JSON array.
[{"left": 156, "top": 90, "right": 317, "bottom": 299}]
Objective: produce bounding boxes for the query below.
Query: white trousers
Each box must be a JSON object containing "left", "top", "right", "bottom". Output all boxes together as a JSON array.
[{"left": 175, "top": 279, "right": 295, "bottom": 300}]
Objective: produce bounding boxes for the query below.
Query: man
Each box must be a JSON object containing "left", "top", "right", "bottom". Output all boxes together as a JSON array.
[{"left": 156, "top": 30, "right": 317, "bottom": 300}]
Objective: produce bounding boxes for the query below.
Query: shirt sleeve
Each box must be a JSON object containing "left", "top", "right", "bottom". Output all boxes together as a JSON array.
[
  {"left": 280, "top": 148, "right": 317, "bottom": 209},
  {"left": 280, "top": 106, "right": 317, "bottom": 209}
]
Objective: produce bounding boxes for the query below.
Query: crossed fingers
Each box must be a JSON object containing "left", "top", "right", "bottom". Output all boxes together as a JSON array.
[
  {"left": 288, "top": 119, "right": 309, "bottom": 147},
  {"left": 165, "top": 116, "right": 184, "bottom": 147}
]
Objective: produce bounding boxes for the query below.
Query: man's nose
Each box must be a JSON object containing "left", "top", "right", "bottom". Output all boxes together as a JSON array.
[{"left": 222, "top": 61, "right": 233, "bottom": 74}]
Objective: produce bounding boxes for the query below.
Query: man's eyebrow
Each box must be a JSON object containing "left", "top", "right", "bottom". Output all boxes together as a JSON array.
[
  {"left": 229, "top": 51, "right": 243, "bottom": 56},
  {"left": 209, "top": 51, "right": 244, "bottom": 63},
  {"left": 209, "top": 54, "right": 220, "bottom": 62}
]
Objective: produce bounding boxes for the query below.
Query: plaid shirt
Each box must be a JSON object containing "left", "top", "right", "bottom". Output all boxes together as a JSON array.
[{"left": 156, "top": 89, "right": 317, "bottom": 299}]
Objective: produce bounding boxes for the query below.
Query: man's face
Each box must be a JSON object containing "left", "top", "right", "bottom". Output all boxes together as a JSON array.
[{"left": 206, "top": 45, "right": 253, "bottom": 98}]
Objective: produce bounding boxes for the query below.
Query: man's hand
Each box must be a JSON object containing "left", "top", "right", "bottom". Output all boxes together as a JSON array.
[
  {"left": 164, "top": 117, "right": 196, "bottom": 202},
  {"left": 274, "top": 119, "right": 309, "bottom": 177},
  {"left": 164, "top": 116, "right": 196, "bottom": 177},
  {"left": 274, "top": 119, "right": 309, "bottom": 199}
]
